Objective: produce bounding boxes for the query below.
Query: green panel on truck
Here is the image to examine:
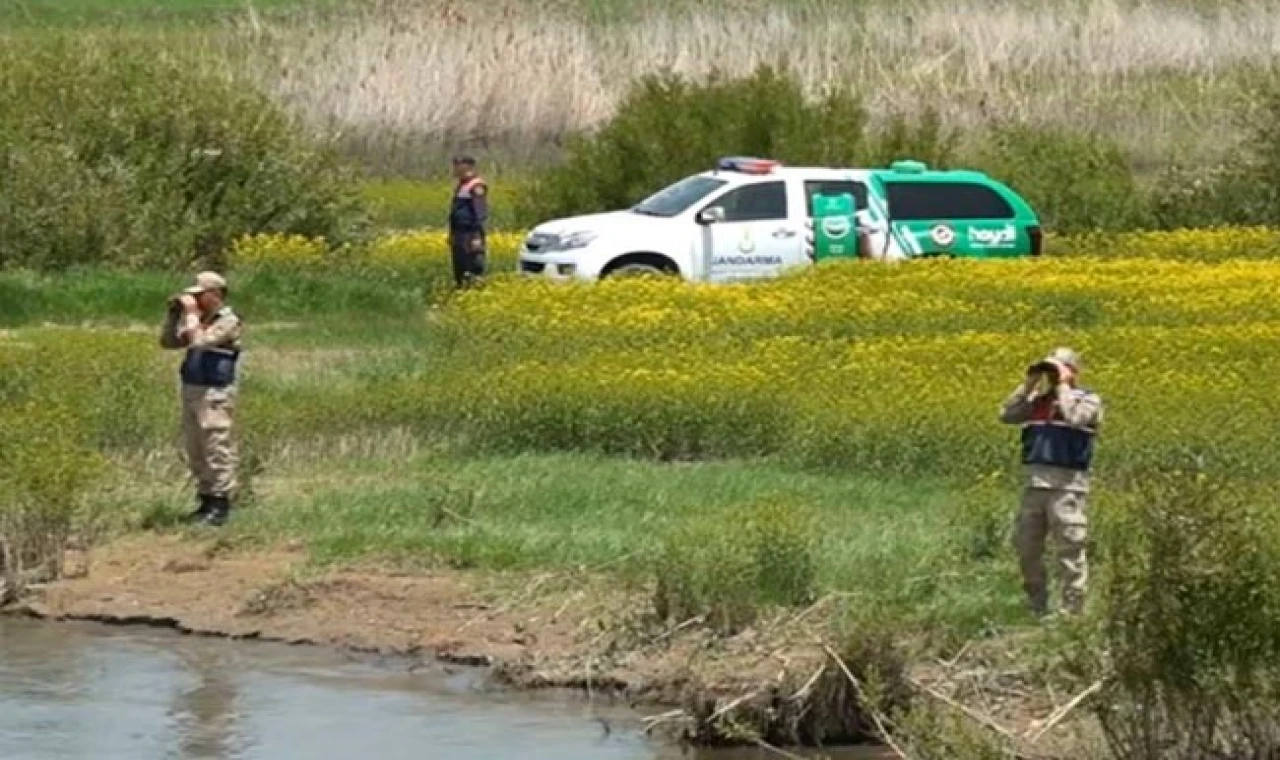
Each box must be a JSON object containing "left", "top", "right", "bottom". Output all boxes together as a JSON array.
[
  {"left": 868, "top": 165, "right": 1041, "bottom": 258},
  {"left": 810, "top": 191, "right": 860, "bottom": 260}
]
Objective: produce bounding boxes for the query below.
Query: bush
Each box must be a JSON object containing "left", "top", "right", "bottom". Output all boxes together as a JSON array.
[
  {"left": 0, "top": 334, "right": 140, "bottom": 592},
  {"left": 1149, "top": 77, "right": 1280, "bottom": 230},
  {"left": 1217, "top": 75, "right": 1280, "bottom": 226},
  {"left": 0, "top": 35, "right": 370, "bottom": 272},
  {"left": 1047, "top": 226, "right": 1280, "bottom": 262},
  {"left": 519, "top": 64, "right": 957, "bottom": 224},
  {"left": 969, "top": 124, "right": 1145, "bottom": 233},
  {"left": 1078, "top": 471, "right": 1280, "bottom": 758}
]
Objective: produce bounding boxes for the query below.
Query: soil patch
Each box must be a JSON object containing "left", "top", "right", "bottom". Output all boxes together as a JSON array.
[{"left": 4, "top": 534, "right": 1097, "bottom": 755}]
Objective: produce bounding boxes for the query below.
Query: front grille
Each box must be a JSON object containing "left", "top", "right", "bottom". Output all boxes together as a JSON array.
[{"left": 520, "top": 260, "right": 546, "bottom": 274}]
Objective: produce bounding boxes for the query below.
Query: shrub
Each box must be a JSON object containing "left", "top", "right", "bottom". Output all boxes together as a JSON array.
[
  {"left": 0, "top": 402, "right": 109, "bottom": 590},
  {"left": 0, "top": 335, "right": 130, "bottom": 594},
  {"left": 1223, "top": 75, "right": 1280, "bottom": 226},
  {"left": 0, "top": 35, "right": 370, "bottom": 272},
  {"left": 1148, "top": 77, "right": 1280, "bottom": 230},
  {"left": 519, "top": 64, "right": 957, "bottom": 224},
  {"left": 1049, "top": 226, "right": 1280, "bottom": 262},
  {"left": 969, "top": 124, "right": 1145, "bottom": 233},
  {"left": 1077, "top": 471, "right": 1280, "bottom": 758}
]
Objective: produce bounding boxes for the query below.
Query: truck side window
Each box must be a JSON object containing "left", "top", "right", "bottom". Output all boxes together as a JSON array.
[
  {"left": 885, "top": 181, "right": 1014, "bottom": 220},
  {"left": 803, "top": 181, "right": 867, "bottom": 213},
  {"left": 714, "top": 181, "right": 788, "bottom": 222}
]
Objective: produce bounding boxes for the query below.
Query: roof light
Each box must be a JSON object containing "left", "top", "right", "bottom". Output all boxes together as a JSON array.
[
  {"left": 890, "top": 160, "right": 927, "bottom": 174},
  {"left": 717, "top": 156, "right": 781, "bottom": 175}
]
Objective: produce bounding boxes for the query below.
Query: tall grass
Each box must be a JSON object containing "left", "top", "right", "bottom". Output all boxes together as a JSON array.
[{"left": 211, "top": 0, "right": 1280, "bottom": 173}]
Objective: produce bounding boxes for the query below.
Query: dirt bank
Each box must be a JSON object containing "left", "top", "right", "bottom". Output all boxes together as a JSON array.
[{"left": 2, "top": 534, "right": 1094, "bottom": 756}]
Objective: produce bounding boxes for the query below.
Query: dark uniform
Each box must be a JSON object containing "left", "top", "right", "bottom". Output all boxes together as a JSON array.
[{"left": 448, "top": 161, "right": 489, "bottom": 288}]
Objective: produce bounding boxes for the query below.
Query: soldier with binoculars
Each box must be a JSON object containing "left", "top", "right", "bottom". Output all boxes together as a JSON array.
[{"left": 999, "top": 348, "right": 1104, "bottom": 617}]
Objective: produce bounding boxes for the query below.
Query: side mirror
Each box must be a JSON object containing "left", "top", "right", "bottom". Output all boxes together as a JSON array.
[{"left": 697, "top": 206, "right": 726, "bottom": 225}]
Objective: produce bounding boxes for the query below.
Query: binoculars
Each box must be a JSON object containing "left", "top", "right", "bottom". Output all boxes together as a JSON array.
[{"left": 1027, "top": 360, "right": 1060, "bottom": 381}]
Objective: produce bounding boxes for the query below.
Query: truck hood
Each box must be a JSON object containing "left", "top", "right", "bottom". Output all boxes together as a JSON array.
[{"left": 530, "top": 210, "right": 671, "bottom": 237}]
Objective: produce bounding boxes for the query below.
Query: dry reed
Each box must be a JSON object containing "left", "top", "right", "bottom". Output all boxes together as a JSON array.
[{"left": 97, "top": 0, "right": 1280, "bottom": 171}]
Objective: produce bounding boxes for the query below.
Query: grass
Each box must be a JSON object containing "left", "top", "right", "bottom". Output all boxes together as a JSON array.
[
  {"left": 8, "top": 238, "right": 1278, "bottom": 633},
  {"left": 8, "top": 244, "right": 1280, "bottom": 752},
  {"left": 0, "top": 0, "right": 332, "bottom": 27},
  {"left": 121, "top": 443, "right": 1024, "bottom": 634},
  {"left": 0, "top": 269, "right": 434, "bottom": 327},
  {"left": 361, "top": 177, "right": 532, "bottom": 231},
  {"left": 229, "top": 0, "right": 1280, "bottom": 172},
  {"left": 5, "top": 0, "right": 1274, "bottom": 174}
]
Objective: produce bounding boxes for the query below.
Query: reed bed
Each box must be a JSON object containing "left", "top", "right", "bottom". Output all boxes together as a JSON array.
[{"left": 197, "top": 0, "right": 1280, "bottom": 172}]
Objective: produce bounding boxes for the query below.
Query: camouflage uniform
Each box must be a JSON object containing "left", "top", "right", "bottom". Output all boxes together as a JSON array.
[
  {"left": 448, "top": 156, "right": 489, "bottom": 288},
  {"left": 999, "top": 348, "right": 1103, "bottom": 616},
  {"left": 160, "top": 272, "right": 244, "bottom": 525}
]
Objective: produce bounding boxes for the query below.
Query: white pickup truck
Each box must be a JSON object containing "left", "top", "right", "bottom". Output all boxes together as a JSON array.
[{"left": 516, "top": 157, "right": 1042, "bottom": 283}]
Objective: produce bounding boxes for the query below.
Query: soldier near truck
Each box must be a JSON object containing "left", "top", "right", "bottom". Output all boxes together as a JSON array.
[
  {"left": 999, "top": 348, "right": 1103, "bottom": 617},
  {"left": 448, "top": 155, "right": 489, "bottom": 288},
  {"left": 159, "top": 271, "right": 244, "bottom": 527}
]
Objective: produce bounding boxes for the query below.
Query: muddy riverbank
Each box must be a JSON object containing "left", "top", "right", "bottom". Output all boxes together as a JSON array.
[{"left": 3, "top": 534, "right": 1092, "bottom": 757}]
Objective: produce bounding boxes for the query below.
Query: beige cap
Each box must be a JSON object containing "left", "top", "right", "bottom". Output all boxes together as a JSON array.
[
  {"left": 183, "top": 271, "right": 227, "bottom": 295},
  {"left": 1044, "top": 347, "right": 1082, "bottom": 370}
]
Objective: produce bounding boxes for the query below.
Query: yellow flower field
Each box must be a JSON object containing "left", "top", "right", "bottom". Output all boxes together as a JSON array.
[
  {"left": 8, "top": 226, "right": 1279, "bottom": 494},
  {"left": 420, "top": 252, "right": 1280, "bottom": 483},
  {"left": 228, "top": 229, "right": 526, "bottom": 274},
  {"left": 227, "top": 225, "right": 1280, "bottom": 274}
]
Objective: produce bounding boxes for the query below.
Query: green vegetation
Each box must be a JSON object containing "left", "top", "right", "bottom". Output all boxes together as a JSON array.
[
  {"left": 362, "top": 177, "right": 530, "bottom": 231},
  {"left": 0, "top": 0, "right": 328, "bottom": 27},
  {"left": 0, "top": 35, "right": 369, "bottom": 272},
  {"left": 521, "top": 66, "right": 953, "bottom": 224},
  {"left": 7, "top": 0, "right": 1278, "bottom": 202},
  {"left": 7, "top": 1, "right": 1280, "bottom": 754},
  {"left": 1079, "top": 473, "right": 1280, "bottom": 758},
  {"left": 6, "top": 246, "right": 1280, "bottom": 751}
]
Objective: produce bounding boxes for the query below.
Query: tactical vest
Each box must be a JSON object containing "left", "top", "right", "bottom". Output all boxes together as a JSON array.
[
  {"left": 180, "top": 308, "right": 242, "bottom": 387},
  {"left": 1019, "top": 389, "right": 1098, "bottom": 471},
  {"left": 449, "top": 176, "right": 486, "bottom": 231}
]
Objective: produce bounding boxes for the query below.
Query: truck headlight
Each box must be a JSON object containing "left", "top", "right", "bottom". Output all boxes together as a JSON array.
[{"left": 548, "top": 231, "right": 597, "bottom": 251}]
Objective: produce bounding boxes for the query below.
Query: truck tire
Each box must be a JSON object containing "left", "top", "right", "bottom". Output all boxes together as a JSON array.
[{"left": 604, "top": 262, "right": 671, "bottom": 279}]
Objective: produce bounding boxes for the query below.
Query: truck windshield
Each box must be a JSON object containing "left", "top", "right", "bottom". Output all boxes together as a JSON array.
[{"left": 631, "top": 175, "right": 727, "bottom": 217}]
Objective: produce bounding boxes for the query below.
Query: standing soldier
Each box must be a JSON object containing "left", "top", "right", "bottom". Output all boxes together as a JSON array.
[
  {"left": 448, "top": 155, "right": 489, "bottom": 288},
  {"left": 998, "top": 348, "right": 1103, "bottom": 617},
  {"left": 159, "top": 271, "right": 244, "bottom": 527}
]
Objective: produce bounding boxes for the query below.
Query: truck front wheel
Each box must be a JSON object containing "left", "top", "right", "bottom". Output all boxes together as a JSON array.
[{"left": 601, "top": 254, "right": 679, "bottom": 280}]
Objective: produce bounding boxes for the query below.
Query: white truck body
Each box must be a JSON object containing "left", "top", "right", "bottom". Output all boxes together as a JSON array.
[{"left": 516, "top": 164, "right": 906, "bottom": 284}]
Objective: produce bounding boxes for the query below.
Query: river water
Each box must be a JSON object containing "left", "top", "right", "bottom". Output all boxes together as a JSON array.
[{"left": 0, "top": 618, "right": 886, "bottom": 760}]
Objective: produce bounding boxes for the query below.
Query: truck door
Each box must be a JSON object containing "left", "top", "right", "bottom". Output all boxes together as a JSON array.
[{"left": 697, "top": 180, "right": 805, "bottom": 282}]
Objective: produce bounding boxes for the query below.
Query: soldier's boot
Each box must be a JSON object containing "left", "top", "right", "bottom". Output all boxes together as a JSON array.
[
  {"left": 201, "top": 495, "right": 231, "bottom": 527},
  {"left": 186, "top": 493, "right": 213, "bottom": 523},
  {"left": 1026, "top": 590, "right": 1050, "bottom": 618},
  {"left": 1061, "top": 588, "right": 1085, "bottom": 616}
]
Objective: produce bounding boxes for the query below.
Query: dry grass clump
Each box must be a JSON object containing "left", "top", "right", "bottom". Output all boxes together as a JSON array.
[{"left": 205, "top": 0, "right": 1280, "bottom": 171}]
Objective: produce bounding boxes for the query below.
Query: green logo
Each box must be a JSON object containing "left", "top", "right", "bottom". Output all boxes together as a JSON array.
[{"left": 821, "top": 216, "right": 851, "bottom": 239}]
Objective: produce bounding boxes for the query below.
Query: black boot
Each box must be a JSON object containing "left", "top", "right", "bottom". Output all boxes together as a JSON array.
[
  {"left": 201, "top": 495, "right": 231, "bottom": 527},
  {"left": 186, "top": 493, "right": 213, "bottom": 523}
]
